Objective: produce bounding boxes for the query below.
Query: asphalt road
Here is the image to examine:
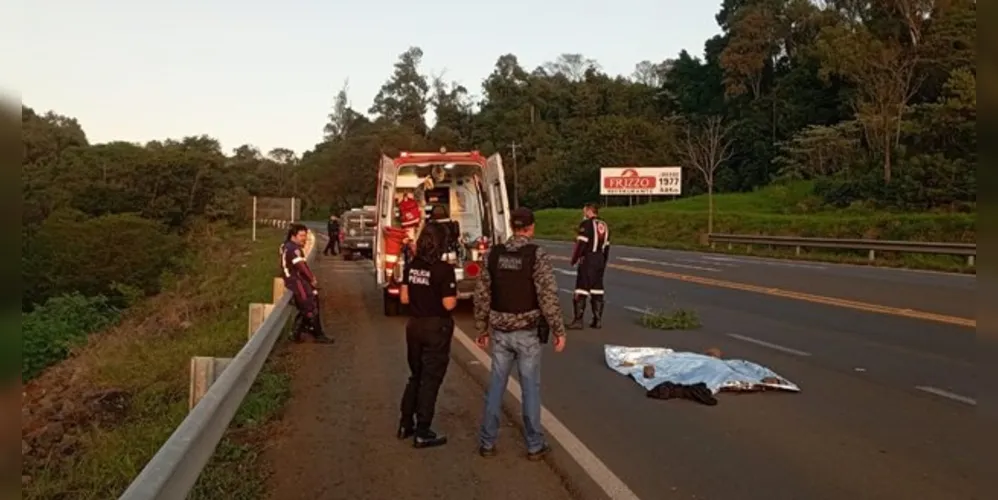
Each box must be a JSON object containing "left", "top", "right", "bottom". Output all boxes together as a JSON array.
[
  {"left": 306, "top": 225, "right": 986, "bottom": 499},
  {"left": 536, "top": 239, "right": 976, "bottom": 320}
]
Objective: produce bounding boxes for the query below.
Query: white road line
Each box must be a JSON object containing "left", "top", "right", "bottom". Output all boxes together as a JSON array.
[
  {"left": 559, "top": 288, "right": 574, "bottom": 294},
  {"left": 702, "top": 255, "right": 827, "bottom": 270},
  {"left": 452, "top": 326, "right": 641, "bottom": 500},
  {"left": 618, "top": 256, "right": 722, "bottom": 273},
  {"left": 726, "top": 334, "right": 812, "bottom": 357},
  {"left": 554, "top": 268, "right": 578, "bottom": 276},
  {"left": 914, "top": 386, "right": 977, "bottom": 406},
  {"left": 624, "top": 306, "right": 652, "bottom": 315}
]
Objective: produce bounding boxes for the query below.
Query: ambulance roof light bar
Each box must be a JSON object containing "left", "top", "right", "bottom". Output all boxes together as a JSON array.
[{"left": 397, "top": 147, "right": 482, "bottom": 158}]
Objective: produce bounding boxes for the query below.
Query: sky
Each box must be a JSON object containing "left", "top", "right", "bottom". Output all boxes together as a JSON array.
[{"left": 10, "top": 0, "right": 722, "bottom": 155}]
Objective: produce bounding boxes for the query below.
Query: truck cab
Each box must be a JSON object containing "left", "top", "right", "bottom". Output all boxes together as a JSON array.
[
  {"left": 339, "top": 206, "right": 376, "bottom": 260},
  {"left": 373, "top": 149, "right": 512, "bottom": 316}
]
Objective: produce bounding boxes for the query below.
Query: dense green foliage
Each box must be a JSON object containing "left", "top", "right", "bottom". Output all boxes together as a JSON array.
[
  {"left": 21, "top": 293, "right": 120, "bottom": 380},
  {"left": 297, "top": 0, "right": 975, "bottom": 219}
]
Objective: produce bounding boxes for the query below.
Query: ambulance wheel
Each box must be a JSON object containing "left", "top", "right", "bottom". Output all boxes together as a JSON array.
[{"left": 383, "top": 290, "right": 400, "bottom": 316}]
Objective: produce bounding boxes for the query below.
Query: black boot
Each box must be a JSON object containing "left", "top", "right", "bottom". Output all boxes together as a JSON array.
[
  {"left": 309, "top": 315, "right": 334, "bottom": 344},
  {"left": 291, "top": 313, "right": 307, "bottom": 342},
  {"left": 397, "top": 416, "right": 415, "bottom": 440},
  {"left": 413, "top": 428, "right": 447, "bottom": 449},
  {"left": 567, "top": 295, "right": 587, "bottom": 330},
  {"left": 589, "top": 296, "right": 604, "bottom": 329}
]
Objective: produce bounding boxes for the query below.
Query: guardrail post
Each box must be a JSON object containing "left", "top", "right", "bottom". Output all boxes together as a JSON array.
[
  {"left": 968, "top": 255, "right": 975, "bottom": 267},
  {"left": 272, "top": 278, "right": 285, "bottom": 303},
  {"left": 868, "top": 249, "right": 875, "bottom": 261},
  {"left": 248, "top": 303, "right": 275, "bottom": 339},
  {"left": 795, "top": 245, "right": 801, "bottom": 256},
  {"left": 189, "top": 357, "right": 234, "bottom": 410}
]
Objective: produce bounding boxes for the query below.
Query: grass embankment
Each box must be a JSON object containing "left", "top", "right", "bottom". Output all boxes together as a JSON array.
[
  {"left": 23, "top": 227, "right": 294, "bottom": 500},
  {"left": 534, "top": 182, "right": 976, "bottom": 272}
]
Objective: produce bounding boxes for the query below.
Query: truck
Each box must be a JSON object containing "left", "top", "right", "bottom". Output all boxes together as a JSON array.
[
  {"left": 373, "top": 149, "right": 513, "bottom": 316},
  {"left": 338, "top": 205, "right": 376, "bottom": 260}
]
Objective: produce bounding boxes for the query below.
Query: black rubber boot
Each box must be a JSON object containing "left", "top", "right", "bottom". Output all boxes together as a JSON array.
[
  {"left": 567, "top": 295, "right": 587, "bottom": 330},
  {"left": 291, "top": 314, "right": 307, "bottom": 343},
  {"left": 590, "top": 296, "right": 604, "bottom": 329},
  {"left": 309, "top": 315, "right": 334, "bottom": 344}
]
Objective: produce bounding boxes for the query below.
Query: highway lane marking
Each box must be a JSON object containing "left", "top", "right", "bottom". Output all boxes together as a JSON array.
[
  {"left": 726, "top": 334, "right": 812, "bottom": 357},
  {"left": 618, "top": 256, "right": 722, "bottom": 272},
  {"left": 624, "top": 306, "right": 652, "bottom": 315},
  {"left": 702, "top": 255, "right": 828, "bottom": 270},
  {"left": 554, "top": 268, "right": 578, "bottom": 276},
  {"left": 549, "top": 255, "right": 975, "bottom": 328},
  {"left": 451, "top": 326, "right": 642, "bottom": 500},
  {"left": 914, "top": 386, "right": 977, "bottom": 406}
]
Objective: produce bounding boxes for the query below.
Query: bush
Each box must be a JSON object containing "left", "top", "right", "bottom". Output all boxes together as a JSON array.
[
  {"left": 22, "top": 293, "right": 120, "bottom": 381},
  {"left": 24, "top": 210, "right": 184, "bottom": 309}
]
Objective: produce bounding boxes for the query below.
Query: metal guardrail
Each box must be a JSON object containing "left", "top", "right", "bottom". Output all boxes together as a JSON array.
[
  {"left": 707, "top": 233, "right": 976, "bottom": 266},
  {"left": 118, "top": 220, "right": 316, "bottom": 500}
]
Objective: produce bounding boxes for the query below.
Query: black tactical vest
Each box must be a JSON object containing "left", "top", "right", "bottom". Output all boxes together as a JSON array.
[{"left": 487, "top": 244, "right": 540, "bottom": 314}]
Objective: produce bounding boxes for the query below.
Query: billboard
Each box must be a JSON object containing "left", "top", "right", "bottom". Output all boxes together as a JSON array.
[{"left": 600, "top": 167, "right": 682, "bottom": 196}]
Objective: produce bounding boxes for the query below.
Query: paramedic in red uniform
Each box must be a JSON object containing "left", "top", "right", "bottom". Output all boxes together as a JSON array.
[
  {"left": 567, "top": 203, "right": 610, "bottom": 330},
  {"left": 280, "top": 224, "right": 334, "bottom": 343}
]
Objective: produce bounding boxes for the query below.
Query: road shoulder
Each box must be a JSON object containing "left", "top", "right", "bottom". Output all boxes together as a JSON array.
[{"left": 262, "top": 256, "right": 576, "bottom": 500}]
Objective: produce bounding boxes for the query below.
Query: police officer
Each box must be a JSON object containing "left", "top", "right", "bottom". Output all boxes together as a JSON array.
[
  {"left": 326, "top": 214, "right": 342, "bottom": 255},
  {"left": 567, "top": 203, "right": 610, "bottom": 330},
  {"left": 397, "top": 223, "right": 456, "bottom": 448},
  {"left": 281, "top": 224, "right": 334, "bottom": 344},
  {"left": 473, "top": 207, "right": 566, "bottom": 460}
]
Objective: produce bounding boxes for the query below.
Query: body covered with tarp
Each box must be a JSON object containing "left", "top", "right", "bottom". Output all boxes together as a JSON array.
[{"left": 604, "top": 345, "right": 800, "bottom": 394}]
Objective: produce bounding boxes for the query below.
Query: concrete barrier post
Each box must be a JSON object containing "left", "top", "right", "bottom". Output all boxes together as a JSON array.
[
  {"left": 248, "top": 303, "right": 275, "bottom": 339},
  {"left": 272, "top": 277, "right": 285, "bottom": 303},
  {"left": 868, "top": 249, "right": 876, "bottom": 261},
  {"left": 189, "top": 356, "right": 234, "bottom": 410}
]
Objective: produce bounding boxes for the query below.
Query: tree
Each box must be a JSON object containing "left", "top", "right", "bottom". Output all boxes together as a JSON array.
[
  {"left": 542, "top": 53, "right": 600, "bottom": 81},
  {"left": 678, "top": 116, "right": 734, "bottom": 234},
  {"left": 369, "top": 47, "right": 430, "bottom": 136}
]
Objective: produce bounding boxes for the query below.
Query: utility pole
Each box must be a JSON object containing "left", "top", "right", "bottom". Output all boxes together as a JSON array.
[{"left": 510, "top": 141, "right": 519, "bottom": 209}]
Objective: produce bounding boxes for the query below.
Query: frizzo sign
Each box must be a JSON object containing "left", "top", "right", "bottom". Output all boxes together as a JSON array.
[{"left": 599, "top": 167, "right": 682, "bottom": 196}]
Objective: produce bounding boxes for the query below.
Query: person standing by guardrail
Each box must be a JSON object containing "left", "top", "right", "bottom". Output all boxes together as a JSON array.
[
  {"left": 474, "top": 207, "right": 566, "bottom": 460},
  {"left": 281, "top": 224, "right": 334, "bottom": 344},
  {"left": 567, "top": 203, "right": 609, "bottom": 330},
  {"left": 324, "top": 215, "right": 341, "bottom": 256},
  {"left": 397, "top": 223, "right": 456, "bottom": 448}
]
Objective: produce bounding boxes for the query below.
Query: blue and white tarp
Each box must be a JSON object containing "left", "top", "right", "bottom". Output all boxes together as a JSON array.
[{"left": 604, "top": 344, "right": 800, "bottom": 394}]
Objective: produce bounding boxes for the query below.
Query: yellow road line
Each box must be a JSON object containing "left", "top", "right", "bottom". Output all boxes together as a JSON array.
[{"left": 549, "top": 255, "right": 975, "bottom": 328}]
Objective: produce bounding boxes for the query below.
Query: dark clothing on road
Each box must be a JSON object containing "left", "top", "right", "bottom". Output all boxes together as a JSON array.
[{"left": 399, "top": 257, "right": 457, "bottom": 440}]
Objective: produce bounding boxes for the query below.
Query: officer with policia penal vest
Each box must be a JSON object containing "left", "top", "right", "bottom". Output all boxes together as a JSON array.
[
  {"left": 567, "top": 203, "right": 610, "bottom": 330},
  {"left": 474, "top": 207, "right": 566, "bottom": 460}
]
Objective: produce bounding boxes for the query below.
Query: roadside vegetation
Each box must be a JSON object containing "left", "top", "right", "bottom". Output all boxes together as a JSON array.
[
  {"left": 22, "top": 227, "right": 294, "bottom": 500},
  {"left": 639, "top": 308, "right": 703, "bottom": 331}
]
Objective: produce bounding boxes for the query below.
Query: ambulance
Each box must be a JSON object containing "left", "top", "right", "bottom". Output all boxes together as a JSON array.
[{"left": 373, "top": 148, "right": 512, "bottom": 316}]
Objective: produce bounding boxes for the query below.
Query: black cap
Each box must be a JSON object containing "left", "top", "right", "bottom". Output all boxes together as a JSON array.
[{"left": 511, "top": 207, "right": 535, "bottom": 229}]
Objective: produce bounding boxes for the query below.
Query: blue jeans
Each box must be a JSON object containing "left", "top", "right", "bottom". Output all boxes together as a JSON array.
[{"left": 478, "top": 329, "right": 546, "bottom": 453}]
